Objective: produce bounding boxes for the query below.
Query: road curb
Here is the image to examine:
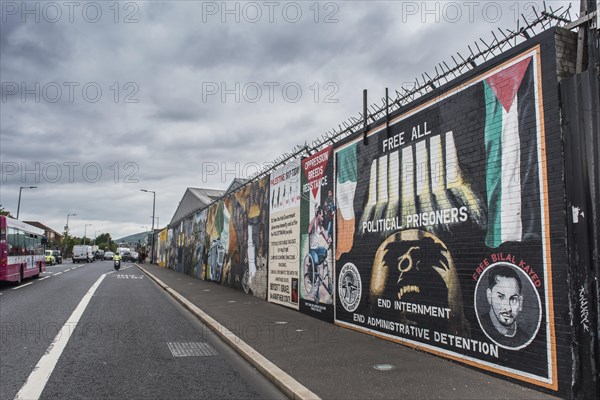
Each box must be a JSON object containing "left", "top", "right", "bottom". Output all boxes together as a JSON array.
[{"left": 137, "top": 264, "right": 320, "bottom": 400}]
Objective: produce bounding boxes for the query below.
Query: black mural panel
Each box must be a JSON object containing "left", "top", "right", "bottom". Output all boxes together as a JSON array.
[{"left": 334, "top": 48, "right": 560, "bottom": 389}]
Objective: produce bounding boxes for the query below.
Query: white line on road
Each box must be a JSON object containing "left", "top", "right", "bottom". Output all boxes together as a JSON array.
[
  {"left": 14, "top": 273, "right": 108, "bottom": 400},
  {"left": 54, "top": 272, "right": 62, "bottom": 276},
  {"left": 64, "top": 268, "right": 71, "bottom": 272},
  {"left": 39, "top": 277, "right": 50, "bottom": 281},
  {"left": 12, "top": 282, "right": 33, "bottom": 290}
]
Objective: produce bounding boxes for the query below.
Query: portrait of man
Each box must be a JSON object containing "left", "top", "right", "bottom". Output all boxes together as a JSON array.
[{"left": 478, "top": 264, "right": 534, "bottom": 349}]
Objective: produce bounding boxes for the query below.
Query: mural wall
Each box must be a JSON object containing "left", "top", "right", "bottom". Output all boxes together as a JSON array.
[
  {"left": 160, "top": 31, "right": 583, "bottom": 395},
  {"left": 268, "top": 160, "right": 302, "bottom": 309},
  {"left": 334, "top": 48, "right": 559, "bottom": 388},
  {"left": 201, "top": 177, "right": 270, "bottom": 298},
  {"left": 300, "top": 146, "right": 335, "bottom": 320}
]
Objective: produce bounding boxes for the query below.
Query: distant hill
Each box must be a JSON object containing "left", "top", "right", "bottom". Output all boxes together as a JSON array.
[{"left": 115, "top": 231, "right": 149, "bottom": 245}]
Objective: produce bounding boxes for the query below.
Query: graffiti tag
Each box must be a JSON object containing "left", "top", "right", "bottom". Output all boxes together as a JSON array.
[{"left": 579, "top": 286, "right": 591, "bottom": 333}]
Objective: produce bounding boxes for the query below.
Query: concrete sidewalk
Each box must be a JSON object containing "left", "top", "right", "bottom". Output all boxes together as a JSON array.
[{"left": 137, "top": 263, "right": 557, "bottom": 400}]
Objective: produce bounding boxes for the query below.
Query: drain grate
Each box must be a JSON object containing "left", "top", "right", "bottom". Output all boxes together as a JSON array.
[{"left": 167, "top": 342, "right": 218, "bottom": 357}]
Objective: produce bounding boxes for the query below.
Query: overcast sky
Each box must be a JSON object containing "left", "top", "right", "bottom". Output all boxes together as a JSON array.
[{"left": 0, "top": 0, "right": 577, "bottom": 240}]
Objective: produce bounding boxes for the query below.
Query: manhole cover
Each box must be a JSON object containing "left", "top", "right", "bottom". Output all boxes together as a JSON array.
[{"left": 167, "top": 342, "right": 218, "bottom": 357}]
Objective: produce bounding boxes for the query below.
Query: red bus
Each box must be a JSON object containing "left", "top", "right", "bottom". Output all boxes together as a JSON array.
[{"left": 0, "top": 216, "right": 46, "bottom": 283}]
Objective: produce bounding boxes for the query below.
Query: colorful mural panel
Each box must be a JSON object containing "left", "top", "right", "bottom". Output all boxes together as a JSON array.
[
  {"left": 191, "top": 210, "right": 208, "bottom": 278},
  {"left": 158, "top": 228, "right": 167, "bottom": 267},
  {"left": 203, "top": 199, "right": 230, "bottom": 283},
  {"left": 201, "top": 177, "right": 270, "bottom": 298},
  {"left": 268, "top": 160, "right": 302, "bottom": 309},
  {"left": 300, "top": 146, "right": 335, "bottom": 320},
  {"left": 165, "top": 210, "right": 207, "bottom": 277},
  {"left": 334, "top": 49, "right": 556, "bottom": 387}
]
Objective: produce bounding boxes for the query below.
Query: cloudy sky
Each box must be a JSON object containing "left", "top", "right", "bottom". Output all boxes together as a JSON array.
[{"left": 1, "top": 0, "right": 577, "bottom": 240}]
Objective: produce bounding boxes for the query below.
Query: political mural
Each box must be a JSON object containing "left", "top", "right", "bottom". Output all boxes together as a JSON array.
[
  {"left": 268, "top": 159, "right": 302, "bottom": 309},
  {"left": 334, "top": 48, "right": 557, "bottom": 388},
  {"left": 300, "top": 146, "right": 335, "bottom": 320},
  {"left": 201, "top": 178, "right": 270, "bottom": 298}
]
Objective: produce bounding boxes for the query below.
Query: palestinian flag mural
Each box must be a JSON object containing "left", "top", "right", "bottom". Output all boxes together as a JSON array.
[
  {"left": 484, "top": 57, "right": 540, "bottom": 248},
  {"left": 334, "top": 48, "right": 557, "bottom": 389}
]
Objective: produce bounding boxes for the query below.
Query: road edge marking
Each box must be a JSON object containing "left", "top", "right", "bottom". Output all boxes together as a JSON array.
[
  {"left": 14, "top": 273, "right": 108, "bottom": 400},
  {"left": 137, "top": 264, "right": 320, "bottom": 400},
  {"left": 12, "top": 282, "right": 33, "bottom": 290}
]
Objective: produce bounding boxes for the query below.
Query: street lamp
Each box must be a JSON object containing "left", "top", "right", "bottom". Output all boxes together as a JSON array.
[
  {"left": 141, "top": 189, "right": 156, "bottom": 263},
  {"left": 84, "top": 224, "right": 92, "bottom": 245},
  {"left": 16, "top": 186, "right": 37, "bottom": 219},
  {"left": 63, "top": 213, "right": 77, "bottom": 256},
  {"left": 65, "top": 213, "right": 77, "bottom": 234}
]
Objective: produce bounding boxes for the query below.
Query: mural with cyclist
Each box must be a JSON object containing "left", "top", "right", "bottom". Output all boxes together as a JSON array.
[
  {"left": 300, "top": 146, "right": 335, "bottom": 321},
  {"left": 268, "top": 160, "right": 302, "bottom": 309}
]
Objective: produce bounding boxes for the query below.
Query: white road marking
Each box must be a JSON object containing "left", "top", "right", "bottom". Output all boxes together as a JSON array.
[
  {"left": 64, "top": 269, "right": 71, "bottom": 272},
  {"left": 39, "top": 277, "right": 50, "bottom": 281},
  {"left": 12, "top": 283, "right": 33, "bottom": 290},
  {"left": 54, "top": 272, "right": 62, "bottom": 276},
  {"left": 15, "top": 273, "right": 108, "bottom": 400}
]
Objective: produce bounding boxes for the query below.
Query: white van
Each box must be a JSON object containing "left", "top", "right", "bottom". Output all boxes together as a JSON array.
[{"left": 73, "top": 245, "right": 94, "bottom": 263}]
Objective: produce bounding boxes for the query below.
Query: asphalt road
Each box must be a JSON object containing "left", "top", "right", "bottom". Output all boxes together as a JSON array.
[{"left": 0, "top": 260, "right": 285, "bottom": 399}]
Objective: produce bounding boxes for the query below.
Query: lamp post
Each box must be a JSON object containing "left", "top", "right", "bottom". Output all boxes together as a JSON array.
[
  {"left": 65, "top": 213, "right": 77, "bottom": 235},
  {"left": 84, "top": 224, "right": 92, "bottom": 245},
  {"left": 64, "top": 213, "right": 77, "bottom": 256},
  {"left": 16, "top": 186, "right": 37, "bottom": 219},
  {"left": 141, "top": 189, "right": 156, "bottom": 263}
]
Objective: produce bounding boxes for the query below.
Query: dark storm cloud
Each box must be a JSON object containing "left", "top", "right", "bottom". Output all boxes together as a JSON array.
[{"left": 0, "top": 20, "right": 73, "bottom": 75}]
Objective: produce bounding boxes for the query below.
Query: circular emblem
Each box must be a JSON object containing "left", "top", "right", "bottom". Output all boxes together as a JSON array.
[{"left": 338, "top": 262, "right": 362, "bottom": 312}]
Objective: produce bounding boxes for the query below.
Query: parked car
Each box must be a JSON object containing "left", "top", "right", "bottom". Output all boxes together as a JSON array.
[
  {"left": 52, "top": 250, "right": 63, "bottom": 264},
  {"left": 104, "top": 251, "right": 115, "bottom": 260},
  {"left": 130, "top": 251, "right": 139, "bottom": 262},
  {"left": 45, "top": 250, "right": 56, "bottom": 265}
]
